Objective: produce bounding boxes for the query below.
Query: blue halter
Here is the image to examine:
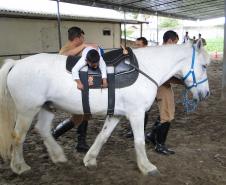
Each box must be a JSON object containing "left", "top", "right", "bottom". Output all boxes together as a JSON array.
[{"left": 182, "top": 46, "right": 208, "bottom": 90}]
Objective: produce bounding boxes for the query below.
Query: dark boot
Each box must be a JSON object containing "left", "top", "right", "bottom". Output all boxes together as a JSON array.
[
  {"left": 52, "top": 118, "right": 75, "bottom": 139},
  {"left": 76, "top": 120, "right": 89, "bottom": 153},
  {"left": 155, "top": 122, "right": 175, "bottom": 155},
  {"left": 161, "top": 123, "right": 175, "bottom": 155},
  {"left": 145, "top": 117, "right": 160, "bottom": 145}
]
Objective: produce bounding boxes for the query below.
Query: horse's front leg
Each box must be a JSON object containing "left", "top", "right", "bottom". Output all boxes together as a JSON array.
[
  {"left": 129, "top": 111, "right": 159, "bottom": 176},
  {"left": 84, "top": 116, "right": 120, "bottom": 167}
]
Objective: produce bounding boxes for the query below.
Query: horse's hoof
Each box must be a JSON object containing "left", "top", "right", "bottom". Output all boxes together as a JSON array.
[
  {"left": 58, "top": 155, "right": 67, "bottom": 163},
  {"left": 85, "top": 164, "right": 97, "bottom": 170},
  {"left": 51, "top": 153, "right": 67, "bottom": 163},
  {"left": 11, "top": 163, "right": 31, "bottom": 175},
  {"left": 147, "top": 169, "right": 160, "bottom": 176},
  {"left": 83, "top": 158, "right": 97, "bottom": 167}
]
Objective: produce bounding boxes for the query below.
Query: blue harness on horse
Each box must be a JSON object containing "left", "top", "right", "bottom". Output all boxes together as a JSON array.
[
  {"left": 180, "top": 46, "right": 208, "bottom": 112},
  {"left": 182, "top": 46, "right": 208, "bottom": 90}
]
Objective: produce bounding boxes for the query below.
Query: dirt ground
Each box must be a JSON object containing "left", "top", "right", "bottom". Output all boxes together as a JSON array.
[{"left": 0, "top": 60, "right": 226, "bottom": 185}]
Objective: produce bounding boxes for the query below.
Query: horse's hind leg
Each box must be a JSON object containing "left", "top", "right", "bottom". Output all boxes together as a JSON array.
[
  {"left": 129, "top": 111, "right": 159, "bottom": 176},
  {"left": 84, "top": 116, "right": 120, "bottom": 167},
  {"left": 10, "top": 113, "right": 34, "bottom": 174},
  {"left": 35, "top": 109, "right": 67, "bottom": 163}
]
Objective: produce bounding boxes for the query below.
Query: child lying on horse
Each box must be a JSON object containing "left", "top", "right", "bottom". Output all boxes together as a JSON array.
[{"left": 72, "top": 47, "right": 108, "bottom": 90}]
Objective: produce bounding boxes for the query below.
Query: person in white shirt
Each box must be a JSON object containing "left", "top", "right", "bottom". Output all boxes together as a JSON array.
[
  {"left": 183, "top": 31, "right": 190, "bottom": 43},
  {"left": 52, "top": 27, "right": 102, "bottom": 153},
  {"left": 72, "top": 47, "right": 107, "bottom": 90}
]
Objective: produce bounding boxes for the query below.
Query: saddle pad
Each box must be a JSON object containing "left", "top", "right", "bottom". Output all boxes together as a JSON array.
[
  {"left": 65, "top": 47, "right": 139, "bottom": 88},
  {"left": 113, "top": 48, "right": 139, "bottom": 88},
  {"left": 66, "top": 56, "right": 81, "bottom": 72}
]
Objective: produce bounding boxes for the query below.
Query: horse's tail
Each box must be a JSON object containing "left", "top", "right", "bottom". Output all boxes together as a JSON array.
[{"left": 0, "top": 59, "right": 17, "bottom": 161}]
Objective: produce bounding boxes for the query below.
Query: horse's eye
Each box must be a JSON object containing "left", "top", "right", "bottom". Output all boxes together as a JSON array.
[{"left": 202, "top": 65, "right": 207, "bottom": 69}]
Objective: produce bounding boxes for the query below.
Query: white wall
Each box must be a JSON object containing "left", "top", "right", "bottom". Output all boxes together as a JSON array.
[
  {"left": 0, "top": 17, "right": 121, "bottom": 59},
  {"left": 60, "top": 21, "right": 120, "bottom": 49}
]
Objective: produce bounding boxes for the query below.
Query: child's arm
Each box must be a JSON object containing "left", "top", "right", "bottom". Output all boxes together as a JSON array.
[
  {"left": 99, "top": 56, "right": 108, "bottom": 88},
  {"left": 75, "top": 79, "right": 84, "bottom": 90},
  {"left": 72, "top": 57, "right": 86, "bottom": 90},
  {"left": 99, "top": 56, "right": 107, "bottom": 79}
]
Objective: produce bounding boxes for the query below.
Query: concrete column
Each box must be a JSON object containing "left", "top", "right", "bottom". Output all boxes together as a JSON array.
[
  {"left": 221, "top": 0, "right": 226, "bottom": 99},
  {"left": 56, "top": 0, "right": 62, "bottom": 50}
]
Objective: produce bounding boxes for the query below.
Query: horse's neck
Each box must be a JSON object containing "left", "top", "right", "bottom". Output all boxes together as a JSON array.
[
  {"left": 134, "top": 45, "right": 189, "bottom": 86},
  {"left": 157, "top": 56, "right": 185, "bottom": 85}
]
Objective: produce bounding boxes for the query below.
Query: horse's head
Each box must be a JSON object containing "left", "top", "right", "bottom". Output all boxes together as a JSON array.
[{"left": 180, "top": 41, "right": 210, "bottom": 102}]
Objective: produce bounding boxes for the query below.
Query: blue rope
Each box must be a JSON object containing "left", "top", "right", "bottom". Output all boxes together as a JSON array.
[{"left": 177, "top": 89, "right": 198, "bottom": 113}]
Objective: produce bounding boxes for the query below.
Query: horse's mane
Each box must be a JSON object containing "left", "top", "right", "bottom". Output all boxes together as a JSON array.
[{"left": 159, "top": 43, "right": 210, "bottom": 66}]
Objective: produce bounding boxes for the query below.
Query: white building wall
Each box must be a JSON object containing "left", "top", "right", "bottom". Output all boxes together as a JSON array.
[{"left": 0, "top": 17, "right": 121, "bottom": 59}]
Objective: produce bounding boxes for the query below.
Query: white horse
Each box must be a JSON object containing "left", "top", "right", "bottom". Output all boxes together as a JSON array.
[{"left": 0, "top": 43, "right": 210, "bottom": 175}]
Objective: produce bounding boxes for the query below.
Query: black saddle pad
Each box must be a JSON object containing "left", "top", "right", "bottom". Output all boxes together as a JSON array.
[
  {"left": 108, "top": 47, "right": 139, "bottom": 88},
  {"left": 66, "top": 56, "right": 81, "bottom": 72},
  {"left": 66, "top": 47, "right": 139, "bottom": 88}
]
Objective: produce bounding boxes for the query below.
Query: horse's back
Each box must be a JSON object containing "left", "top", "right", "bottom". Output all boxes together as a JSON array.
[
  {"left": 18, "top": 53, "right": 66, "bottom": 66},
  {"left": 6, "top": 53, "right": 70, "bottom": 109}
]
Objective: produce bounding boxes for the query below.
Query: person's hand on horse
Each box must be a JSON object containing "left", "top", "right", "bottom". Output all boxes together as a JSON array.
[
  {"left": 102, "top": 78, "right": 108, "bottom": 88},
  {"left": 120, "top": 44, "right": 128, "bottom": 55},
  {"left": 76, "top": 80, "right": 84, "bottom": 90}
]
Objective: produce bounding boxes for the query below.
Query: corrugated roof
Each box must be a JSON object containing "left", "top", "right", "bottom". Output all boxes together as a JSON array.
[
  {"left": 56, "top": 0, "right": 224, "bottom": 20},
  {"left": 0, "top": 0, "right": 145, "bottom": 23}
]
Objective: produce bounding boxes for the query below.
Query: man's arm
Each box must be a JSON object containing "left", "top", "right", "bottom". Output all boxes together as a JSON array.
[{"left": 63, "top": 44, "right": 85, "bottom": 56}]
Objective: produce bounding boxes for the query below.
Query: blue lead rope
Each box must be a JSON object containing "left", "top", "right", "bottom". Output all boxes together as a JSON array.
[
  {"left": 181, "top": 89, "right": 198, "bottom": 113},
  {"left": 179, "top": 46, "right": 203, "bottom": 112},
  {"left": 180, "top": 45, "right": 208, "bottom": 112}
]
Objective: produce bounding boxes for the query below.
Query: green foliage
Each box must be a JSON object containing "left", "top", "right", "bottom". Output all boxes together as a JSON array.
[
  {"left": 205, "top": 37, "right": 223, "bottom": 52},
  {"left": 159, "top": 17, "right": 180, "bottom": 28},
  {"left": 121, "top": 29, "right": 134, "bottom": 38}
]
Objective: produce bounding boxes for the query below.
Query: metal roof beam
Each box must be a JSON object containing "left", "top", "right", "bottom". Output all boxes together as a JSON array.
[
  {"left": 121, "top": 0, "right": 145, "bottom": 6},
  {"left": 147, "top": 0, "right": 183, "bottom": 8},
  {"left": 51, "top": 0, "right": 224, "bottom": 20},
  {"left": 179, "top": 8, "right": 224, "bottom": 16},
  {"left": 159, "top": 0, "right": 215, "bottom": 11},
  {"left": 166, "top": 2, "right": 223, "bottom": 13}
]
